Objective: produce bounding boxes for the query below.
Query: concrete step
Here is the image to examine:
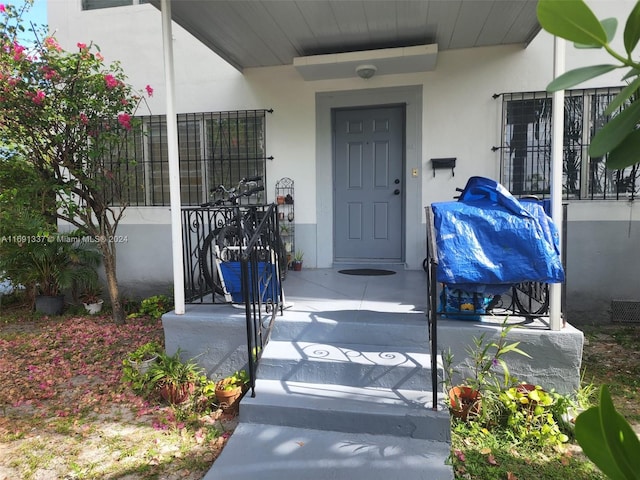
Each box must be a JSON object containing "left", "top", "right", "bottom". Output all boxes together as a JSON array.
[
  {"left": 205, "top": 422, "right": 454, "bottom": 480},
  {"left": 258, "top": 340, "right": 439, "bottom": 389},
  {"left": 272, "top": 310, "right": 429, "bottom": 347},
  {"left": 241, "top": 379, "right": 450, "bottom": 441}
]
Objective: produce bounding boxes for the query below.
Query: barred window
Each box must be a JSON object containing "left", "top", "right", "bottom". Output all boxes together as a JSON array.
[
  {"left": 104, "top": 110, "right": 271, "bottom": 207},
  {"left": 499, "top": 88, "right": 639, "bottom": 200}
]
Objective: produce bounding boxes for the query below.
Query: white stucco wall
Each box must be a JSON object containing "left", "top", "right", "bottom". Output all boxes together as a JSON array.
[{"left": 48, "top": 0, "right": 640, "bottom": 322}]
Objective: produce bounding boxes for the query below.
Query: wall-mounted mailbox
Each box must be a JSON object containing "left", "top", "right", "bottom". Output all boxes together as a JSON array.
[{"left": 430, "top": 157, "right": 456, "bottom": 177}]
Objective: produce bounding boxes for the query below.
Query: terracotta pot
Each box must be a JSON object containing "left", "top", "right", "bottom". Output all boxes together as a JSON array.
[
  {"left": 276, "top": 196, "right": 285, "bottom": 205},
  {"left": 159, "top": 382, "right": 196, "bottom": 405},
  {"left": 449, "top": 386, "right": 481, "bottom": 420},
  {"left": 292, "top": 261, "right": 303, "bottom": 271},
  {"left": 215, "top": 385, "right": 243, "bottom": 413}
]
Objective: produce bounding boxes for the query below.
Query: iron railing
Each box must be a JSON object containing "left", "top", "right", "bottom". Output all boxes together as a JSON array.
[
  {"left": 181, "top": 204, "right": 284, "bottom": 394},
  {"left": 182, "top": 205, "right": 238, "bottom": 303},
  {"left": 240, "top": 204, "right": 284, "bottom": 396}
]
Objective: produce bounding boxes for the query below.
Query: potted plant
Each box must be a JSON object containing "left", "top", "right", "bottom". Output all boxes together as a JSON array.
[
  {"left": 443, "top": 318, "right": 531, "bottom": 421},
  {"left": 291, "top": 250, "right": 304, "bottom": 271},
  {"left": 147, "top": 349, "right": 204, "bottom": 405},
  {"left": 80, "top": 284, "right": 104, "bottom": 314},
  {"left": 125, "top": 341, "right": 163, "bottom": 374},
  {"left": 24, "top": 235, "right": 102, "bottom": 315},
  {"left": 121, "top": 341, "right": 163, "bottom": 394},
  {"left": 215, "top": 369, "right": 249, "bottom": 413}
]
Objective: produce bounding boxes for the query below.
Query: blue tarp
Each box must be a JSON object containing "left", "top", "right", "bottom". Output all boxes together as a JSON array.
[{"left": 431, "top": 177, "right": 564, "bottom": 293}]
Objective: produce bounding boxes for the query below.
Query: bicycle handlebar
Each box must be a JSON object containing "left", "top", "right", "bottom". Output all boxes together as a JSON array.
[
  {"left": 238, "top": 185, "right": 264, "bottom": 198},
  {"left": 243, "top": 175, "right": 262, "bottom": 182},
  {"left": 200, "top": 185, "right": 264, "bottom": 207}
]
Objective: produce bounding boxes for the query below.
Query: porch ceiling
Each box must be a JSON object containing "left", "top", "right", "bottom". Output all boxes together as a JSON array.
[{"left": 152, "top": 0, "right": 541, "bottom": 74}]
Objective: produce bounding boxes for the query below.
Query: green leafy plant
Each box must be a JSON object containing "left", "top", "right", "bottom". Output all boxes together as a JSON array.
[
  {"left": 127, "top": 341, "right": 163, "bottom": 363},
  {"left": 128, "top": 294, "right": 173, "bottom": 320},
  {"left": 121, "top": 341, "right": 163, "bottom": 394},
  {"left": 537, "top": 0, "right": 640, "bottom": 170},
  {"left": 215, "top": 370, "right": 249, "bottom": 392},
  {"left": 293, "top": 250, "right": 304, "bottom": 262},
  {"left": 574, "top": 385, "right": 640, "bottom": 480},
  {"left": 147, "top": 350, "right": 204, "bottom": 405},
  {"left": 444, "top": 318, "right": 531, "bottom": 415},
  {"left": 0, "top": 230, "right": 101, "bottom": 301},
  {"left": 499, "top": 383, "right": 570, "bottom": 447},
  {"left": 79, "top": 283, "right": 103, "bottom": 304}
]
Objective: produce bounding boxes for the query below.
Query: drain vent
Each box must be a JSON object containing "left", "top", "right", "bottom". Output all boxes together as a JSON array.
[{"left": 611, "top": 300, "right": 640, "bottom": 323}]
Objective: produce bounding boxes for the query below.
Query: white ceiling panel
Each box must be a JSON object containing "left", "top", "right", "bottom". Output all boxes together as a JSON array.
[{"left": 152, "top": 0, "right": 541, "bottom": 72}]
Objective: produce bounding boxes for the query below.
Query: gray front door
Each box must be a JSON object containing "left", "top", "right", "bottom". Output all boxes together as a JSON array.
[{"left": 333, "top": 106, "right": 405, "bottom": 262}]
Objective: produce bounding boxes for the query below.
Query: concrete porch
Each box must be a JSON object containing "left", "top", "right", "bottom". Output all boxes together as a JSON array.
[
  {"left": 162, "top": 267, "right": 584, "bottom": 479},
  {"left": 163, "top": 267, "right": 584, "bottom": 394}
]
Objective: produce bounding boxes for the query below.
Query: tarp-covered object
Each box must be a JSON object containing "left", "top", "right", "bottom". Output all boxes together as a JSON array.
[{"left": 431, "top": 177, "right": 564, "bottom": 291}]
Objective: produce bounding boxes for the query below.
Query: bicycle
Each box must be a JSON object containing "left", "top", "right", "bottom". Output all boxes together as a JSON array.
[{"left": 198, "top": 177, "right": 287, "bottom": 300}]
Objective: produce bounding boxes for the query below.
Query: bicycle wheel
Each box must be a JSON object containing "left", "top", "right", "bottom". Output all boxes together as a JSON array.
[
  {"left": 512, "top": 281, "right": 549, "bottom": 315},
  {"left": 199, "top": 230, "right": 225, "bottom": 296},
  {"left": 216, "top": 225, "right": 244, "bottom": 260}
]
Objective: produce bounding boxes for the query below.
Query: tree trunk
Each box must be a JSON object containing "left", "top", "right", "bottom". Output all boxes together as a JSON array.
[{"left": 98, "top": 238, "right": 125, "bottom": 325}]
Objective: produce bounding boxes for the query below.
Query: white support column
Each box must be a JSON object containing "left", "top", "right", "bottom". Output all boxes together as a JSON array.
[
  {"left": 549, "top": 36, "right": 565, "bottom": 331},
  {"left": 160, "top": 0, "right": 185, "bottom": 314}
]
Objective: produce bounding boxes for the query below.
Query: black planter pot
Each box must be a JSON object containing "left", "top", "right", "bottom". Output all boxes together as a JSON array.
[{"left": 35, "top": 295, "right": 65, "bottom": 315}]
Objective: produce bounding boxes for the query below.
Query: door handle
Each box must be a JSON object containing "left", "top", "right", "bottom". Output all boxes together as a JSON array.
[{"left": 394, "top": 189, "right": 400, "bottom": 195}]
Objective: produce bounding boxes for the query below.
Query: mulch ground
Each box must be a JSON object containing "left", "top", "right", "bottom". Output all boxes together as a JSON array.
[{"left": 0, "top": 313, "right": 237, "bottom": 480}]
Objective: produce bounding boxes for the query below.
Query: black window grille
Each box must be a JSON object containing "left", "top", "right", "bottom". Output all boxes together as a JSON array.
[
  {"left": 103, "top": 109, "right": 272, "bottom": 206},
  {"left": 498, "top": 88, "right": 639, "bottom": 200}
]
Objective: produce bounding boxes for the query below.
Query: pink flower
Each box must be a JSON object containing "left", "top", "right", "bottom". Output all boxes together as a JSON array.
[
  {"left": 95, "top": 52, "right": 104, "bottom": 62},
  {"left": 12, "top": 42, "right": 25, "bottom": 61},
  {"left": 104, "top": 74, "right": 118, "bottom": 89},
  {"left": 80, "top": 113, "right": 89, "bottom": 125},
  {"left": 0, "top": 5, "right": 6, "bottom": 13},
  {"left": 32, "top": 90, "right": 45, "bottom": 105},
  {"left": 44, "top": 37, "right": 62, "bottom": 52},
  {"left": 145, "top": 84, "right": 153, "bottom": 97},
  {"left": 77, "top": 42, "right": 87, "bottom": 50},
  {"left": 42, "top": 66, "right": 58, "bottom": 80},
  {"left": 117, "top": 112, "right": 131, "bottom": 130}
]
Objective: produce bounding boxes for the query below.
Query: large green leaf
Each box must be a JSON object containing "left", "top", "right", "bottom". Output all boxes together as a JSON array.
[
  {"left": 547, "top": 64, "right": 618, "bottom": 91},
  {"left": 575, "top": 406, "right": 627, "bottom": 480},
  {"left": 604, "top": 76, "right": 640, "bottom": 116},
  {"left": 607, "top": 130, "right": 640, "bottom": 169},
  {"left": 624, "top": 1, "right": 640, "bottom": 55},
  {"left": 589, "top": 99, "right": 640, "bottom": 157},
  {"left": 575, "top": 18, "right": 618, "bottom": 48},
  {"left": 537, "top": 0, "right": 608, "bottom": 46},
  {"left": 599, "top": 385, "right": 640, "bottom": 479},
  {"left": 622, "top": 67, "right": 640, "bottom": 80}
]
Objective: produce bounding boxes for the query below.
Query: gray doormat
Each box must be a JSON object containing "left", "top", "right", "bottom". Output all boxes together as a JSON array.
[{"left": 338, "top": 269, "right": 396, "bottom": 276}]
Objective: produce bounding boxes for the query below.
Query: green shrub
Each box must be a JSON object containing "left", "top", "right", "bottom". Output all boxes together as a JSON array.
[{"left": 128, "top": 294, "right": 173, "bottom": 320}]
